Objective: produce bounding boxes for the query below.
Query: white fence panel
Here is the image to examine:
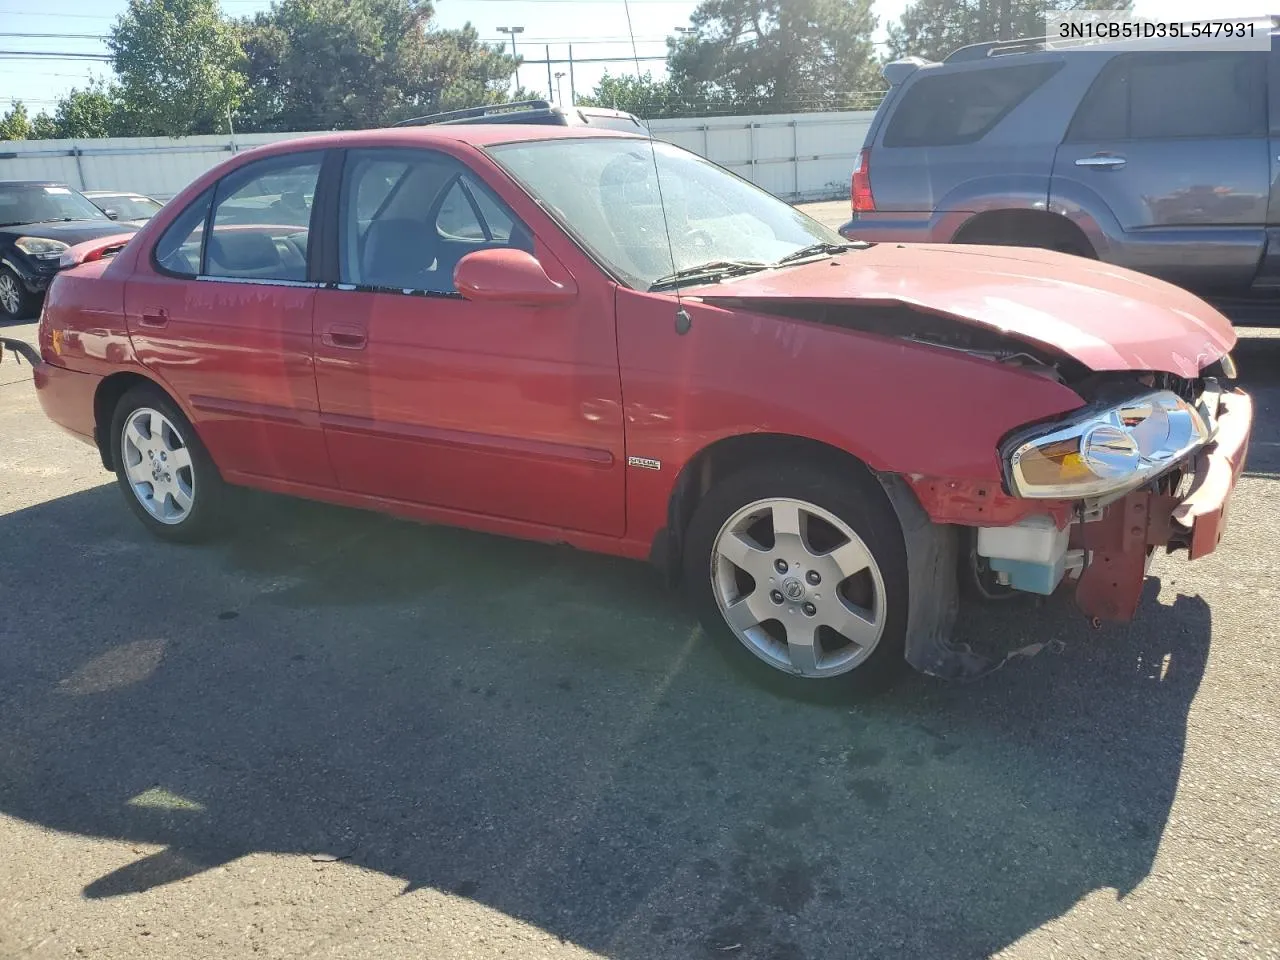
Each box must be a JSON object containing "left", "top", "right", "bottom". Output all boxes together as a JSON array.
[{"left": 0, "top": 111, "right": 874, "bottom": 202}]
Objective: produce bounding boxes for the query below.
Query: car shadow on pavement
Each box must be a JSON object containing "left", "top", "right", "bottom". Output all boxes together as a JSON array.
[{"left": 0, "top": 484, "right": 1210, "bottom": 959}]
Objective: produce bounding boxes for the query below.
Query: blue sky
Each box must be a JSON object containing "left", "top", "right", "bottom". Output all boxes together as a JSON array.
[{"left": 0, "top": 0, "right": 1272, "bottom": 122}]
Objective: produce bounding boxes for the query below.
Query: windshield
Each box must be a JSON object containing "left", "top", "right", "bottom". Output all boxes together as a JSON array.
[
  {"left": 486, "top": 138, "right": 844, "bottom": 290},
  {"left": 0, "top": 183, "right": 108, "bottom": 226},
  {"left": 93, "top": 194, "right": 163, "bottom": 221}
]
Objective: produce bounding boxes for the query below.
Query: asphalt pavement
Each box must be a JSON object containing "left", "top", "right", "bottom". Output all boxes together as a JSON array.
[{"left": 1, "top": 267, "right": 1278, "bottom": 958}]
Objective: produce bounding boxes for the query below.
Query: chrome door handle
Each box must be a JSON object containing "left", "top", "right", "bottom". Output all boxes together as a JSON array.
[{"left": 1075, "top": 155, "right": 1127, "bottom": 169}]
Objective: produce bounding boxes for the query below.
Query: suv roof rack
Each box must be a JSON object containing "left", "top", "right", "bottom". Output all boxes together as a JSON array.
[
  {"left": 393, "top": 99, "right": 559, "bottom": 127},
  {"left": 944, "top": 36, "right": 1054, "bottom": 62}
]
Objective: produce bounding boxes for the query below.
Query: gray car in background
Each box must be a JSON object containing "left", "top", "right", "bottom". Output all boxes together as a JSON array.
[{"left": 841, "top": 32, "right": 1279, "bottom": 321}]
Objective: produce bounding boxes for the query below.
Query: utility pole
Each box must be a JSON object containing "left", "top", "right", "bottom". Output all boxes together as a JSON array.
[
  {"left": 568, "top": 45, "right": 576, "bottom": 106},
  {"left": 554, "top": 71, "right": 565, "bottom": 106},
  {"left": 546, "top": 45, "right": 553, "bottom": 101},
  {"left": 496, "top": 25, "right": 524, "bottom": 94}
]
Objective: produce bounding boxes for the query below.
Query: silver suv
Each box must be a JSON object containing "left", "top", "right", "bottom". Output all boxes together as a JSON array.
[{"left": 841, "top": 34, "right": 1277, "bottom": 321}]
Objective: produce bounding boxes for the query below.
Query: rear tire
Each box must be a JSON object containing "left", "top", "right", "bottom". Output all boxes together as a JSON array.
[
  {"left": 682, "top": 462, "right": 909, "bottom": 700},
  {"left": 110, "top": 385, "right": 226, "bottom": 543}
]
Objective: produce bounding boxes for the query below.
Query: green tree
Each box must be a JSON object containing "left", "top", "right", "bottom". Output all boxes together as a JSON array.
[
  {"left": 0, "top": 101, "right": 33, "bottom": 141},
  {"left": 667, "top": 0, "right": 879, "bottom": 114},
  {"left": 29, "top": 112, "right": 60, "bottom": 139},
  {"left": 887, "top": 0, "right": 1129, "bottom": 62},
  {"left": 51, "top": 82, "right": 129, "bottom": 139},
  {"left": 108, "top": 0, "right": 246, "bottom": 136},
  {"left": 577, "top": 71, "right": 712, "bottom": 119},
  {"left": 237, "top": 0, "right": 520, "bottom": 132}
]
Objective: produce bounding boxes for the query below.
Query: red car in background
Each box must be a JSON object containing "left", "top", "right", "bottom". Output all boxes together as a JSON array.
[{"left": 31, "top": 125, "right": 1251, "bottom": 694}]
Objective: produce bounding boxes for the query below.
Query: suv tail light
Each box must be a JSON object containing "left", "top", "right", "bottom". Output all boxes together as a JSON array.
[{"left": 851, "top": 148, "right": 875, "bottom": 215}]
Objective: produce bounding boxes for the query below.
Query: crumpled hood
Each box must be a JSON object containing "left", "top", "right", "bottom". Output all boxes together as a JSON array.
[{"left": 688, "top": 244, "right": 1236, "bottom": 378}]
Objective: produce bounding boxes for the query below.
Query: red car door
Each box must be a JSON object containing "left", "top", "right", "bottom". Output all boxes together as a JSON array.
[
  {"left": 312, "top": 146, "right": 625, "bottom": 536},
  {"left": 124, "top": 151, "right": 335, "bottom": 487}
]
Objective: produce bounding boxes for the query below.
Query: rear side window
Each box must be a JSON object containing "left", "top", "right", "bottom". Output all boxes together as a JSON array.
[
  {"left": 206, "top": 153, "right": 322, "bottom": 282},
  {"left": 1067, "top": 51, "right": 1266, "bottom": 141},
  {"left": 153, "top": 188, "right": 212, "bottom": 277},
  {"left": 883, "top": 62, "right": 1061, "bottom": 147}
]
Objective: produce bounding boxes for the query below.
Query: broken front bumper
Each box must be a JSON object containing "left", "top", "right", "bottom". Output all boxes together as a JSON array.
[{"left": 1074, "top": 389, "right": 1253, "bottom": 622}]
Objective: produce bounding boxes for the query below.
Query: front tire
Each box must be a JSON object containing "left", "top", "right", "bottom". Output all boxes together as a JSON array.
[
  {"left": 0, "top": 267, "right": 37, "bottom": 321},
  {"left": 110, "top": 385, "right": 225, "bottom": 543},
  {"left": 683, "top": 463, "right": 909, "bottom": 698}
]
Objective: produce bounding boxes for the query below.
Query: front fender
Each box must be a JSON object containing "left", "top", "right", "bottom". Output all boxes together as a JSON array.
[{"left": 615, "top": 289, "right": 1087, "bottom": 553}]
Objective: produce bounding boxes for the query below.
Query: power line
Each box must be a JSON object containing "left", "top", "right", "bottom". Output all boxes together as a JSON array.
[
  {"left": 0, "top": 51, "right": 113, "bottom": 60},
  {"left": 0, "top": 31, "right": 673, "bottom": 45},
  {"left": 13, "top": 71, "right": 101, "bottom": 78},
  {"left": 0, "top": 31, "right": 672, "bottom": 41},
  {"left": 0, "top": 48, "right": 675, "bottom": 65},
  {"left": 0, "top": 32, "right": 109, "bottom": 40},
  {"left": 1, "top": 11, "right": 116, "bottom": 19}
]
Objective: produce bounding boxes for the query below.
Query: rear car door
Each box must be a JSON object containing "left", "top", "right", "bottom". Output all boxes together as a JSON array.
[
  {"left": 123, "top": 151, "right": 335, "bottom": 486},
  {"left": 311, "top": 146, "right": 626, "bottom": 536},
  {"left": 1051, "top": 50, "right": 1269, "bottom": 295}
]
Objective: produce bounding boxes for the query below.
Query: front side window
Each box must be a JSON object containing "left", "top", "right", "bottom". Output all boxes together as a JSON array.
[
  {"left": 1068, "top": 52, "right": 1266, "bottom": 141},
  {"left": 338, "top": 148, "right": 530, "bottom": 294},
  {"left": 206, "top": 153, "right": 322, "bottom": 282},
  {"left": 882, "top": 62, "right": 1062, "bottom": 148},
  {"left": 488, "top": 138, "right": 844, "bottom": 290}
]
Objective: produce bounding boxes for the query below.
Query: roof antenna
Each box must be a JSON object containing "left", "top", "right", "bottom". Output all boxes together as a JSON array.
[{"left": 624, "top": 0, "right": 691, "bottom": 336}]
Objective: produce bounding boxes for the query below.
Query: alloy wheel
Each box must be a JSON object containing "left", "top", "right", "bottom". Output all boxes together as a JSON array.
[
  {"left": 0, "top": 273, "right": 20, "bottom": 316},
  {"left": 710, "top": 497, "right": 887, "bottom": 678},
  {"left": 120, "top": 407, "right": 195, "bottom": 524}
]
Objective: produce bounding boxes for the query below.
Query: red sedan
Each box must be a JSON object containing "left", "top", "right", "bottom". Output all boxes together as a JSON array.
[{"left": 32, "top": 125, "right": 1252, "bottom": 694}]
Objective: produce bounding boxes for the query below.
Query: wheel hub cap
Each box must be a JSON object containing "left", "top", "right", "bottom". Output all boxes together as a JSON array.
[
  {"left": 710, "top": 497, "right": 888, "bottom": 679},
  {"left": 121, "top": 407, "right": 194, "bottom": 525},
  {"left": 0, "top": 276, "right": 17, "bottom": 313}
]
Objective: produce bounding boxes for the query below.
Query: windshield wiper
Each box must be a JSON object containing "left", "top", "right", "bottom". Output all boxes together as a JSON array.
[
  {"left": 774, "top": 241, "right": 858, "bottom": 266},
  {"left": 0, "top": 221, "right": 33, "bottom": 228},
  {"left": 648, "top": 259, "right": 769, "bottom": 291}
]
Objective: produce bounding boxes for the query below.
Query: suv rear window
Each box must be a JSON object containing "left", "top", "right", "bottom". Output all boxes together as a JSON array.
[
  {"left": 882, "top": 62, "right": 1061, "bottom": 148},
  {"left": 1067, "top": 51, "right": 1266, "bottom": 141}
]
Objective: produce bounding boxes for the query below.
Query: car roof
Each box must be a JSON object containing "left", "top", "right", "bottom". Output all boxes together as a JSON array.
[
  {"left": 0, "top": 180, "right": 71, "bottom": 188},
  {"left": 83, "top": 190, "right": 149, "bottom": 198},
  {"left": 250, "top": 124, "right": 647, "bottom": 155}
]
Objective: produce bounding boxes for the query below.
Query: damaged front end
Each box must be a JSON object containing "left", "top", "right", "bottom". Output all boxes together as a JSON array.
[
  {"left": 986, "top": 370, "right": 1250, "bottom": 618},
  {"left": 893, "top": 371, "right": 1251, "bottom": 680},
  {"left": 691, "top": 254, "right": 1249, "bottom": 679}
]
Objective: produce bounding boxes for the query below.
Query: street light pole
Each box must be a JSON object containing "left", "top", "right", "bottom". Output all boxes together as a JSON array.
[
  {"left": 554, "top": 71, "right": 565, "bottom": 106},
  {"left": 496, "top": 25, "right": 524, "bottom": 95}
]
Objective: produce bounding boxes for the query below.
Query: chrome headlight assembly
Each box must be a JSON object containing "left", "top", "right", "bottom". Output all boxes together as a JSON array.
[
  {"left": 13, "top": 237, "right": 70, "bottom": 260},
  {"left": 1005, "top": 390, "right": 1209, "bottom": 499}
]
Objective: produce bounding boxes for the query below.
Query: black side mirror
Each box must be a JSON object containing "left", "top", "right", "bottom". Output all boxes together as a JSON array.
[{"left": 103, "top": 209, "right": 120, "bottom": 221}]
